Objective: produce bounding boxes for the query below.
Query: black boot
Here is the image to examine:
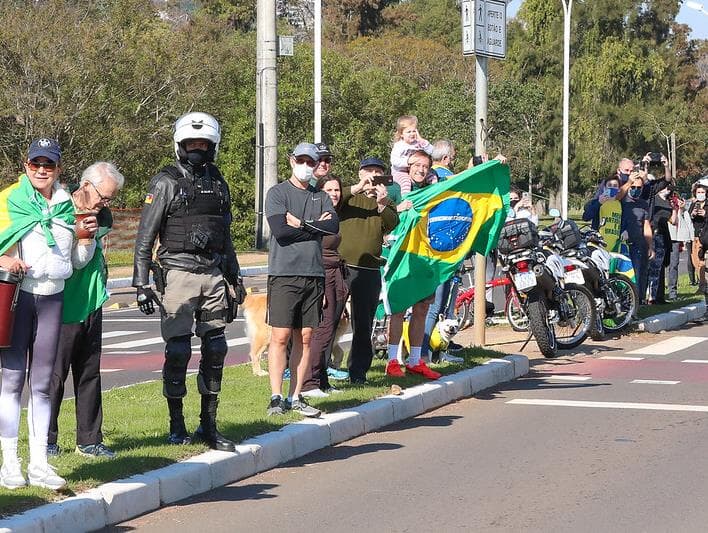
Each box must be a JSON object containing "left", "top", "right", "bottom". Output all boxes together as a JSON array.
[
  {"left": 167, "top": 398, "right": 191, "bottom": 445},
  {"left": 193, "top": 395, "right": 236, "bottom": 452}
]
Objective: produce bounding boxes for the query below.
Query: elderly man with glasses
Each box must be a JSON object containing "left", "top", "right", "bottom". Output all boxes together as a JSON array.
[{"left": 47, "top": 162, "right": 124, "bottom": 460}]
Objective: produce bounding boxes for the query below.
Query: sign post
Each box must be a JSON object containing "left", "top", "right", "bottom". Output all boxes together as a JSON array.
[{"left": 462, "top": 0, "right": 506, "bottom": 347}]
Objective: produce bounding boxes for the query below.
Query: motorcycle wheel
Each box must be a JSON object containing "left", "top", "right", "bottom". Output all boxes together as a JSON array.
[
  {"left": 505, "top": 290, "right": 528, "bottom": 332},
  {"left": 602, "top": 274, "right": 638, "bottom": 333},
  {"left": 554, "top": 284, "right": 595, "bottom": 350},
  {"left": 526, "top": 294, "right": 557, "bottom": 358}
]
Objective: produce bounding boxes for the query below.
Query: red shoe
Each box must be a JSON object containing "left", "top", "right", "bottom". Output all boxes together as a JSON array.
[
  {"left": 406, "top": 361, "right": 441, "bottom": 380},
  {"left": 385, "top": 360, "right": 406, "bottom": 378}
]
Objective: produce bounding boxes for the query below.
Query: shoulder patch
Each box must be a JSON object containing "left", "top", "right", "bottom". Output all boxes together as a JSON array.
[{"left": 144, "top": 193, "right": 154, "bottom": 204}]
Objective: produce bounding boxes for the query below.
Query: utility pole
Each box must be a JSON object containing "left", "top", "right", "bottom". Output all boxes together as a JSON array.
[
  {"left": 314, "top": 0, "right": 322, "bottom": 143},
  {"left": 560, "top": 0, "right": 573, "bottom": 218},
  {"left": 255, "top": 0, "right": 278, "bottom": 249},
  {"left": 474, "top": 55, "right": 488, "bottom": 347}
]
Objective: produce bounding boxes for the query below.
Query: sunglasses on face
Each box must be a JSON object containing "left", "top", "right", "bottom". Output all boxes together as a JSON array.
[
  {"left": 89, "top": 181, "right": 114, "bottom": 204},
  {"left": 27, "top": 161, "right": 57, "bottom": 171},
  {"left": 630, "top": 186, "right": 642, "bottom": 191},
  {"left": 294, "top": 157, "right": 317, "bottom": 168},
  {"left": 317, "top": 157, "right": 332, "bottom": 165}
]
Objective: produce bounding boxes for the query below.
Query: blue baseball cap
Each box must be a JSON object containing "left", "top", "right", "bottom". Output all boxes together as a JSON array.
[
  {"left": 291, "top": 142, "right": 320, "bottom": 161},
  {"left": 28, "top": 138, "right": 62, "bottom": 163},
  {"left": 359, "top": 156, "right": 386, "bottom": 171}
]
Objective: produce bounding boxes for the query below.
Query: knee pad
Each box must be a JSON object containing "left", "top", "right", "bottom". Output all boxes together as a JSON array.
[
  {"left": 163, "top": 335, "right": 192, "bottom": 399},
  {"left": 198, "top": 328, "right": 227, "bottom": 395}
]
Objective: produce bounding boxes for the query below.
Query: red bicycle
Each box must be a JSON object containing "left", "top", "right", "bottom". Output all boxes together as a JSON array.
[{"left": 454, "top": 274, "right": 528, "bottom": 331}]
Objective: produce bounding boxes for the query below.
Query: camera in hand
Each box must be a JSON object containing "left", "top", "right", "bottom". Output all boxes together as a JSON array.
[
  {"left": 649, "top": 152, "right": 664, "bottom": 164},
  {"left": 372, "top": 174, "right": 393, "bottom": 186}
]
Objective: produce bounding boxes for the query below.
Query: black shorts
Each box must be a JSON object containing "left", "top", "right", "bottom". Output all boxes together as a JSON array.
[{"left": 267, "top": 276, "right": 324, "bottom": 329}]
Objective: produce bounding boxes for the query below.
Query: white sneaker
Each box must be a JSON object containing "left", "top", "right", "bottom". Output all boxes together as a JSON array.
[
  {"left": 0, "top": 460, "right": 27, "bottom": 490},
  {"left": 440, "top": 352, "right": 464, "bottom": 364},
  {"left": 27, "top": 462, "right": 66, "bottom": 490},
  {"left": 300, "top": 388, "right": 330, "bottom": 398}
]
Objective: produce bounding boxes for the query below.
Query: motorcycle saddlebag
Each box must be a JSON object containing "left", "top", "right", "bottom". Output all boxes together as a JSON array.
[
  {"left": 498, "top": 218, "right": 539, "bottom": 254},
  {"left": 554, "top": 220, "right": 582, "bottom": 250}
]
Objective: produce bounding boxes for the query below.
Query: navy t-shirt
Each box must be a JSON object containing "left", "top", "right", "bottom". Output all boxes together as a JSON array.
[{"left": 621, "top": 196, "right": 649, "bottom": 250}]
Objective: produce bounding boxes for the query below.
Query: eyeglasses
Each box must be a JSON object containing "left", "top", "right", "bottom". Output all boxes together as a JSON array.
[
  {"left": 89, "top": 181, "right": 114, "bottom": 204},
  {"left": 294, "top": 157, "right": 317, "bottom": 168},
  {"left": 317, "top": 157, "right": 332, "bottom": 165},
  {"left": 27, "top": 161, "right": 57, "bottom": 171}
]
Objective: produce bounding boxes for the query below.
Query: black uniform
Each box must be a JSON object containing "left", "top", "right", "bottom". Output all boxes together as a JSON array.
[{"left": 132, "top": 159, "right": 239, "bottom": 451}]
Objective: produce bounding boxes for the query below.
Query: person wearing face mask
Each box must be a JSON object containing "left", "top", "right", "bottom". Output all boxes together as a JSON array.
[
  {"left": 338, "top": 156, "right": 398, "bottom": 383},
  {"left": 621, "top": 172, "right": 655, "bottom": 304},
  {"left": 583, "top": 177, "right": 623, "bottom": 251},
  {"left": 667, "top": 193, "right": 694, "bottom": 300},
  {"left": 646, "top": 184, "right": 678, "bottom": 304},
  {"left": 264, "top": 142, "right": 339, "bottom": 416},
  {"left": 690, "top": 184, "right": 708, "bottom": 294},
  {"left": 132, "top": 112, "right": 242, "bottom": 452}
]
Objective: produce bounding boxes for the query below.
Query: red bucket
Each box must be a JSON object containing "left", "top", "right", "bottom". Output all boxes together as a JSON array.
[{"left": 0, "top": 269, "right": 22, "bottom": 348}]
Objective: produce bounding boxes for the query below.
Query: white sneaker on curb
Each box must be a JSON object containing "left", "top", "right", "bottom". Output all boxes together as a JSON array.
[
  {"left": 440, "top": 352, "right": 464, "bottom": 364},
  {"left": 28, "top": 462, "right": 66, "bottom": 490},
  {"left": 300, "top": 388, "right": 330, "bottom": 398},
  {"left": 0, "top": 460, "right": 27, "bottom": 490}
]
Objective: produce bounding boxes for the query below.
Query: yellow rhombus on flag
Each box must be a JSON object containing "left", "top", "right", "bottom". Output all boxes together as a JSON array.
[{"left": 383, "top": 160, "right": 510, "bottom": 314}]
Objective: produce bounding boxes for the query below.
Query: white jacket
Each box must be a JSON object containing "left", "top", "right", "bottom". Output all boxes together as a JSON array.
[
  {"left": 668, "top": 207, "right": 694, "bottom": 243},
  {"left": 10, "top": 185, "right": 95, "bottom": 295}
]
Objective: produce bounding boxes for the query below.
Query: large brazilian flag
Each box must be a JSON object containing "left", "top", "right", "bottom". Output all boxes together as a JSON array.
[
  {"left": 0, "top": 174, "right": 75, "bottom": 254},
  {"left": 383, "top": 160, "right": 510, "bottom": 314}
]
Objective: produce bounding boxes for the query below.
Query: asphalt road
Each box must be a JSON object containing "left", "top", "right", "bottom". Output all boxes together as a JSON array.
[{"left": 105, "top": 320, "right": 708, "bottom": 532}]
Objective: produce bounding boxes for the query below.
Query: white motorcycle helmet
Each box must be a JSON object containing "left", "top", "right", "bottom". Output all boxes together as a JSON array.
[{"left": 173, "top": 112, "right": 221, "bottom": 163}]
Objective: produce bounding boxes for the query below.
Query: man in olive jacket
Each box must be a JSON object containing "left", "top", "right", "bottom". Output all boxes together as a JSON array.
[{"left": 338, "top": 157, "right": 399, "bottom": 383}]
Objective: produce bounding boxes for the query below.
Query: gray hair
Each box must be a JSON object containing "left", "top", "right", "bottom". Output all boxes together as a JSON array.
[
  {"left": 81, "top": 161, "right": 125, "bottom": 190},
  {"left": 431, "top": 139, "right": 454, "bottom": 163}
]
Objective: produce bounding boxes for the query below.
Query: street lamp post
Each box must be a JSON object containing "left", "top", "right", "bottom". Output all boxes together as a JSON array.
[
  {"left": 561, "top": 0, "right": 572, "bottom": 219},
  {"left": 314, "top": 0, "right": 322, "bottom": 143}
]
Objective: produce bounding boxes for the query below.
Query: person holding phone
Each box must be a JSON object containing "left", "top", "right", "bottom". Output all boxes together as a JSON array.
[
  {"left": 689, "top": 183, "right": 707, "bottom": 294},
  {"left": 646, "top": 184, "right": 679, "bottom": 304},
  {"left": 583, "top": 177, "right": 623, "bottom": 251},
  {"left": 338, "top": 157, "right": 399, "bottom": 384}
]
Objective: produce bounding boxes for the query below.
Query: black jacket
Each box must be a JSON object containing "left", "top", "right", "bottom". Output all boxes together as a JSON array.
[{"left": 132, "top": 161, "right": 239, "bottom": 287}]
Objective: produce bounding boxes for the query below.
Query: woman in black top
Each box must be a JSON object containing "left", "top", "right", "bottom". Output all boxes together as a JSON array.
[{"left": 646, "top": 185, "right": 678, "bottom": 304}]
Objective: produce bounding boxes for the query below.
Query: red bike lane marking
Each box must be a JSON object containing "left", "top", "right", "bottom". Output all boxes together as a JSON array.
[
  {"left": 534, "top": 357, "right": 708, "bottom": 383},
  {"left": 101, "top": 350, "right": 251, "bottom": 372}
]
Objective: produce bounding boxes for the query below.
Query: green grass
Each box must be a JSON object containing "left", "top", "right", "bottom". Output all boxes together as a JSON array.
[
  {"left": 0, "top": 347, "right": 503, "bottom": 518},
  {"left": 104, "top": 249, "right": 134, "bottom": 268},
  {"left": 636, "top": 273, "right": 704, "bottom": 319}
]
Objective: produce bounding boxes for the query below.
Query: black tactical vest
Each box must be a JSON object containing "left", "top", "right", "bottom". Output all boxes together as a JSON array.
[{"left": 161, "top": 164, "right": 229, "bottom": 255}]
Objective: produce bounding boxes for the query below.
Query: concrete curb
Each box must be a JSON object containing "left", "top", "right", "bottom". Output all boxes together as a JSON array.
[
  {"left": 105, "top": 265, "right": 268, "bottom": 291},
  {"left": 0, "top": 354, "right": 528, "bottom": 532},
  {"left": 636, "top": 300, "right": 706, "bottom": 333}
]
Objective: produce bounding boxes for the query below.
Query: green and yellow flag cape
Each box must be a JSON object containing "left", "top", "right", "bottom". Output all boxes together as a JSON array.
[
  {"left": 0, "top": 174, "right": 75, "bottom": 254},
  {"left": 383, "top": 160, "right": 510, "bottom": 314}
]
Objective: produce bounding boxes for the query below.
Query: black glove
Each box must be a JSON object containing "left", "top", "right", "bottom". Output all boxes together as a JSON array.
[
  {"left": 137, "top": 286, "right": 159, "bottom": 315},
  {"left": 224, "top": 272, "right": 246, "bottom": 305}
]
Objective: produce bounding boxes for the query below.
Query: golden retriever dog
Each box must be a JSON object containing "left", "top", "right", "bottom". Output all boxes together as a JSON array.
[{"left": 241, "top": 291, "right": 350, "bottom": 377}]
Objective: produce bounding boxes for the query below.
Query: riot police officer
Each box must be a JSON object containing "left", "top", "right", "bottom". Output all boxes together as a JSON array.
[{"left": 132, "top": 112, "right": 240, "bottom": 452}]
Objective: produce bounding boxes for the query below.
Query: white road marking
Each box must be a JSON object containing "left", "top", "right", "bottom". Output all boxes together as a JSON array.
[
  {"left": 103, "top": 350, "right": 149, "bottom": 355},
  {"left": 631, "top": 379, "right": 680, "bottom": 385},
  {"left": 540, "top": 375, "right": 592, "bottom": 381},
  {"left": 682, "top": 359, "right": 708, "bottom": 364},
  {"left": 100, "top": 369, "right": 123, "bottom": 373},
  {"left": 507, "top": 399, "right": 708, "bottom": 412},
  {"left": 103, "top": 336, "right": 165, "bottom": 349},
  {"left": 627, "top": 336, "right": 706, "bottom": 355},
  {"left": 599, "top": 356, "right": 644, "bottom": 361},
  {"left": 102, "top": 330, "right": 146, "bottom": 339}
]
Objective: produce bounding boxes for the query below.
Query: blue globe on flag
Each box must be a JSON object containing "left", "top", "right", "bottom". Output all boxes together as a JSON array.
[{"left": 427, "top": 198, "right": 473, "bottom": 252}]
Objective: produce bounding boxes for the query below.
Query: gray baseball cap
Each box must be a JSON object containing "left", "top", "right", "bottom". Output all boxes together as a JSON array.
[{"left": 291, "top": 142, "right": 320, "bottom": 161}]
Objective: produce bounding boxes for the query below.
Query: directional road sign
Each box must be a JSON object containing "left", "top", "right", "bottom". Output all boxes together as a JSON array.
[{"left": 462, "top": 0, "right": 507, "bottom": 59}]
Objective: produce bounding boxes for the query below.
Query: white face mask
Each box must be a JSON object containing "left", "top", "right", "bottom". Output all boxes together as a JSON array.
[
  {"left": 293, "top": 163, "right": 313, "bottom": 183},
  {"left": 696, "top": 193, "right": 706, "bottom": 202}
]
